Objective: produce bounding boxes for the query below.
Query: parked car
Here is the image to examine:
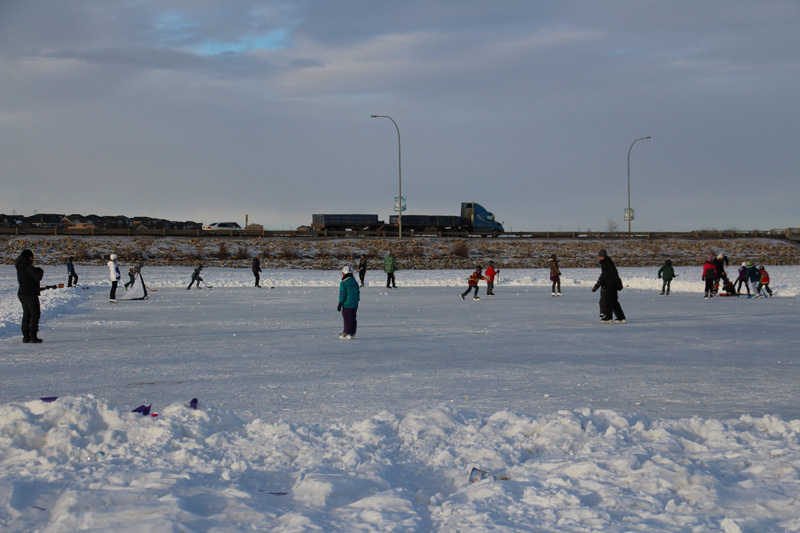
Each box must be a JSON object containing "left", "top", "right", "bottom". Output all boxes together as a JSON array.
[{"left": 202, "top": 222, "right": 242, "bottom": 231}]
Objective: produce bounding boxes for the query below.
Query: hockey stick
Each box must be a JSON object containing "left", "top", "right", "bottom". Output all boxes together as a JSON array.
[{"left": 201, "top": 280, "right": 213, "bottom": 289}]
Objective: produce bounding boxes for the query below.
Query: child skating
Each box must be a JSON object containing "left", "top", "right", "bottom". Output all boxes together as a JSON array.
[
  {"left": 338, "top": 266, "right": 360, "bottom": 339},
  {"left": 461, "top": 266, "right": 486, "bottom": 300},
  {"left": 657, "top": 259, "right": 675, "bottom": 296}
]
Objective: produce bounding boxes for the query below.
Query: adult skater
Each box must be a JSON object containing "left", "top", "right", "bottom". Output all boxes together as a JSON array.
[
  {"left": 187, "top": 264, "right": 204, "bottom": 289},
  {"left": 383, "top": 252, "right": 397, "bottom": 289},
  {"left": 485, "top": 261, "right": 499, "bottom": 296},
  {"left": 461, "top": 265, "right": 486, "bottom": 300},
  {"left": 657, "top": 259, "right": 675, "bottom": 296},
  {"left": 66, "top": 256, "right": 78, "bottom": 287},
  {"left": 548, "top": 254, "right": 562, "bottom": 296},
  {"left": 338, "top": 266, "right": 360, "bottom": 339},
  {"left": 252, "top": 256, "right": 262, "bottom": 288},
  {"left": 16, "top": 249, "right": 44, "bottom": 343},
  {"left": 108, "top": 254, "right": 121, "bottom": 302},
  {"left": 358, "top": 254, "right": 368, "bottom": 287},
  {"left": 713, "top": 253, "right": 729, "bottom": 293},
  {"left": 592, "top": 249, "right": 626, "bottom": 323},
  {"left": 702, "top": 255, "right": 717, "bottom": 299}
]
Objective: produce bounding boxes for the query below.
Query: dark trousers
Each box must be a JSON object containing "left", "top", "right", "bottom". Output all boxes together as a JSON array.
[
  {"left": 110, "top": 281, "right": 118, "bottom": 300},
  {"left": 736, "top": 278, "right": 750, "bottom": 295},
  {"left": 462, "top": 285, "right": 479, "bottom": 298},
  {"left": 68, "top": 273, "right": 78, "bottom": 287},
  {"left": 359, "top": 270, "right": 366, "bottom": 286},
  {"left": 19, "top": 294, "right": 41, "bottom": 340},
  {"left": 661, "top": 279, "right": 671, "bottom": 294},
  {"left": 551, "top": 279, "right": 560, "bottom": 294},
  {"left": 187, "top": 277, "right": 201, "bottom": 289},
  {"left": 342, "top": 308, "right": 358, "bottom": 335},
  {"left": 487, "top": 281, "right": 495, "bottom": 295},
  {"left": 386, "top": 273, "right": 396, "bottom": 288},
  {"left": 600, "top": 289, "right": 625, "bottom": 320},
  {"left": 254, "top": 271, "right": 260, "bottom": 287},
  {"left": 704, "top": 277, "right": 715, "bottom": 296},
  {"left": 125, "top": 274, "right": 135, "bottom": 289}
]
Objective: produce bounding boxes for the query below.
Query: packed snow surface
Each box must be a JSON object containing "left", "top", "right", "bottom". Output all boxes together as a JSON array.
[{"left": 2, "top": 265, "right": 799, "bottom": 532}]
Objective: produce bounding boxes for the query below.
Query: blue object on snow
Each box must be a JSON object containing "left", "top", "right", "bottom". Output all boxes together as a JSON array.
[
  {"left": 132, "top": 404, "right": 152, "bottom": 415},
  {"left": 189, "top": 398, "right": 199, "bottom": 410},
  {"left": 39, "top": 397, "right": 58, "bottom": 403}
]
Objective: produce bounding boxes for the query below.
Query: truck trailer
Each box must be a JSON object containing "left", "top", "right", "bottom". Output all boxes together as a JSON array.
[{"left": 312, "top": 202, "right": 503, "bottom": 235}]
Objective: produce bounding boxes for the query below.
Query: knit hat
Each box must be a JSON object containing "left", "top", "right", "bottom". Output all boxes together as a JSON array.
[
  {"left": 598, "top": 249, "right": 608, "bottom": 258},
  {"left": 746, "top": 260, "right": 754, "bottom": 267},
  {"left": 21, "top": 249, "right": 33, "bottom": 259}
]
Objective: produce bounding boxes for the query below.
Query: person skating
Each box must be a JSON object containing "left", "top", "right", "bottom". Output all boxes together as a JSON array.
[
  {"left": 108, "top": 254, "right": 121, "bottom": 302},
  {"left": 187, "top": 264, "right": 204, "bottom": 289},
  {"left": 252, "top": 256, "right": 262, "bottom": 288},
  {"left": 383, "top": 252, "right": 397, "bottom": 288},
  {"left": 712, "top": 253, "right": 729, "bottom": 293},
  {"left": 591, "top": 249, "right": 626, "bottom": 323},
  {"left": 485, "top": 261, "right": 499, "bottom": 296},
  {"left": 745, "top": 261, "right": 760, "bottom": 298},
  {"left": 338, "top": 266, "right": 360, "bottom": 339},
  {"left": 657, "top": 259, "right": 675, "bottom": 296},
  {"left": 702, "top": 255, "right": 717, "bottom": 299},
  {"left": 66, "top": 256, "right": 78, "bottom": 287},
  {"left": 548, "top": 254, "right": 562, "bottom": 296},
  {"left": 461, "top": 266, "right": 486, "bottom": 300},
  {"left": 16, "top": 249, "right": 44, "bottom": 343},
  {"left": 358, "top": 255, "right": 368, "bottom": 287},
  {"left": 757, "top": 266, "right": 773, "bottom": 297},
  {"left": 735, "top": 262, "right": 750, "bottom": 296},
  {"left": 124, "top": 265, "right": 138, "bottom": 290}
]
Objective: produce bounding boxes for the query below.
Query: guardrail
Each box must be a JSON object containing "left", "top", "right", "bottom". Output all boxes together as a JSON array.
[{"left": 0, "top": 227, "right": 797, "bottom": 241}]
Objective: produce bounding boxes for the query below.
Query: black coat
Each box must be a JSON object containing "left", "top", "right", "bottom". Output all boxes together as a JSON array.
[
  {"left": 252, "top": 257, "right": 261, "bottom": 273},
  {"left": 593, "top": 256, "right": 623, "bottom": 292},
  {"left": 16, "top": 252, "right": 44, "bottom": 298}
]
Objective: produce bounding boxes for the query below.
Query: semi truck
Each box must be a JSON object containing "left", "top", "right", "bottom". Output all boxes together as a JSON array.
[{"left": 311, "top": 202, "right": 504, "bottom": 235}]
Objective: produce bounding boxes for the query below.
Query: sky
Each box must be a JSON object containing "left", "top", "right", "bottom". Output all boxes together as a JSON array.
[{"left": 1, "top": 1, "right": 798, "bottom": 232}]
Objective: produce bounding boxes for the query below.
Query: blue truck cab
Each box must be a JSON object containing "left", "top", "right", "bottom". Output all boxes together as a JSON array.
[{"left": 461, "top": 202, "right": 504, "bottom": 235}]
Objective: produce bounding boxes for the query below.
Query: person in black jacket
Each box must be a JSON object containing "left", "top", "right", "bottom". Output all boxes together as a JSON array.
[
  {"left": 357, "top": 255, "right": 367, "bottom": 287},
  {"left": 16, "top": 249, "right": 45, "bottom": 343},
  {"left": 252, "top": 256, "right": 262, "bottom": 288},
  {"left": 592, "top": 249, "right": 626, "bottom": 323}
]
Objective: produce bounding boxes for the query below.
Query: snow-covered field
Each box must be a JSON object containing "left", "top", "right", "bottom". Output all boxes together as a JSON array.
[{"left": 2, "top": 264, "right": 799, "bottom": 532}]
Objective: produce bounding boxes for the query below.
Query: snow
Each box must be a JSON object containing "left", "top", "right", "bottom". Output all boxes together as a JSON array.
[{"left": 2, "top": 264, "right": 800, "bottom": 531}]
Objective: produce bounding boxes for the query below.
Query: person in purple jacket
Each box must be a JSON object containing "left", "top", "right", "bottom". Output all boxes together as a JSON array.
[{"left": 735, "top": 262, "right": 750, "bottom": 296}]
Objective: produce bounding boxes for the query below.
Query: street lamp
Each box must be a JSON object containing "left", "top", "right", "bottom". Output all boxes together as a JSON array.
[
  {"left": 627, "top": 136, "right": 651, "bottom": 235},
  {"left": 370, "top": 114, "right": 402, "bottom": 239}
]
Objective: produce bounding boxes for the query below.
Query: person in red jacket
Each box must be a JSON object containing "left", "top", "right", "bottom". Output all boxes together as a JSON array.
[
  {"left": 757, "top": 266, "right": 773, "bottom": 297},
  {"left": 484, "top": 261, "right": 499, "bottom": 296},
  {"left": 702, "top": 254, "right": 717, "bottom": 299},
  {"left": 461, "top": 266, "right": 486, "bottom": 300}
]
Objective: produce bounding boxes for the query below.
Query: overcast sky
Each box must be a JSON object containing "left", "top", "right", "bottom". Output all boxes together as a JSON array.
[{"left": 1, "top": 1, "right": 798, "bottom": 232}]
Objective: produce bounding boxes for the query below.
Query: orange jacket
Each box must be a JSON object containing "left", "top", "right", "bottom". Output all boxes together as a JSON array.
[{"left": 467, "top": 271, "right": 486, "bottom": 286}]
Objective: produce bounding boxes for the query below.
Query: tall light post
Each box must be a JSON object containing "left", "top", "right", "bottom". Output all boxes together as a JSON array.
[
  {"left": 627, "top": 136, "right": 651, "bottom": 235},
  {"left": 370, "top": 114, "right": 402, "bottom": 239}
]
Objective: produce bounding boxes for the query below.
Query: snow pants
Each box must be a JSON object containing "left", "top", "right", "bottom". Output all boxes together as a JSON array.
[
  {"left": 704, "top": 277, "right": 715, "bottom": 296},
  {"left": 110, "top": 281, "right": 118, "bottom": 300},
  {"left": 600, "top": 289, "right": 625, "bottom": 321},
  {"left": 486, "top": 281, "right": 495, "bottom": 295},
  {"left": 18, "top": 294, "right": 41, "bottom": 340},
  {"left": 342, "top": 308, "right": 358, "bottom": 336}
]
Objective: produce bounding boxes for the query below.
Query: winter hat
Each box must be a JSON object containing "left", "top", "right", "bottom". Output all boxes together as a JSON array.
[
  {"left": 598, "top": 249, "right": 608, "bottom": 258},
  {"left": 110, "top": 254, "right": 118, "bottom": 260},
  {"left": 746, "top": 260, "right": 754, "bottom": 267},
  {"left": 475, "top": 265, "right": 482, "bottom": 271},
  {"left": 21, "top": 249, "right": 33, "bottom": 259},
  {"left": 717, "top": 253, "right": 724, "bottom": 260},
  {"left": 742, "top": 262, "right": 747, "bottom": 267},
  {"left": 707, "top": 254, "right": 714, "bottom": 262},
  {"left": 488, "top": 261, "right": 494, "bottom": 265}
]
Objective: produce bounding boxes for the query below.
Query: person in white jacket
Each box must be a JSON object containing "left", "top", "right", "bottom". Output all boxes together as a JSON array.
[{"left": 108, "top": 254, "right": 121, "bottom": 302}]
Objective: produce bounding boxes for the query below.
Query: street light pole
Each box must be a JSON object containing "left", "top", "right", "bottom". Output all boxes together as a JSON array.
[
  {"left": 627, "top": 136, "right": 651, "bottom": 235},
  {"left": 371, "top": 115, "right": 402, "bottom": 239}
]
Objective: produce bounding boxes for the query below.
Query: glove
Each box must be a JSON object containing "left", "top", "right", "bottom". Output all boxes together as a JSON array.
[
  {"left": 337, "top": 303, "right": 343, "bottom": 311},
  {"left": 591, "top": 286, "right": 598, "bottom": 293}
]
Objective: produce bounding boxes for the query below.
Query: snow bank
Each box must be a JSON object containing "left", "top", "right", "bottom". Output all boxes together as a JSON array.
[{"left": 2, "top": 396, "right": 800, "bottom": 531}]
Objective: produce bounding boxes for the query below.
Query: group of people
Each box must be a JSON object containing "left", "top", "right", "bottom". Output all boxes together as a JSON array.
[{"left": 698, "top": 253, "right": 773, "bottom": 299}]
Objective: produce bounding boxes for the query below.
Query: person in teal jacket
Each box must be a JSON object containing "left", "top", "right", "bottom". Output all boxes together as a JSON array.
[
  {"left": 745, "top": 261, "right": 761, "bottom": 298},
  {"left": 657, "top": 259, "right": 675, "bottom": 296},
  {"left": 338, "top": 266, "right": 360, "bottom": 339},
  {"left": 383, "top": 252, "right": 397, "bottom": 288}
]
